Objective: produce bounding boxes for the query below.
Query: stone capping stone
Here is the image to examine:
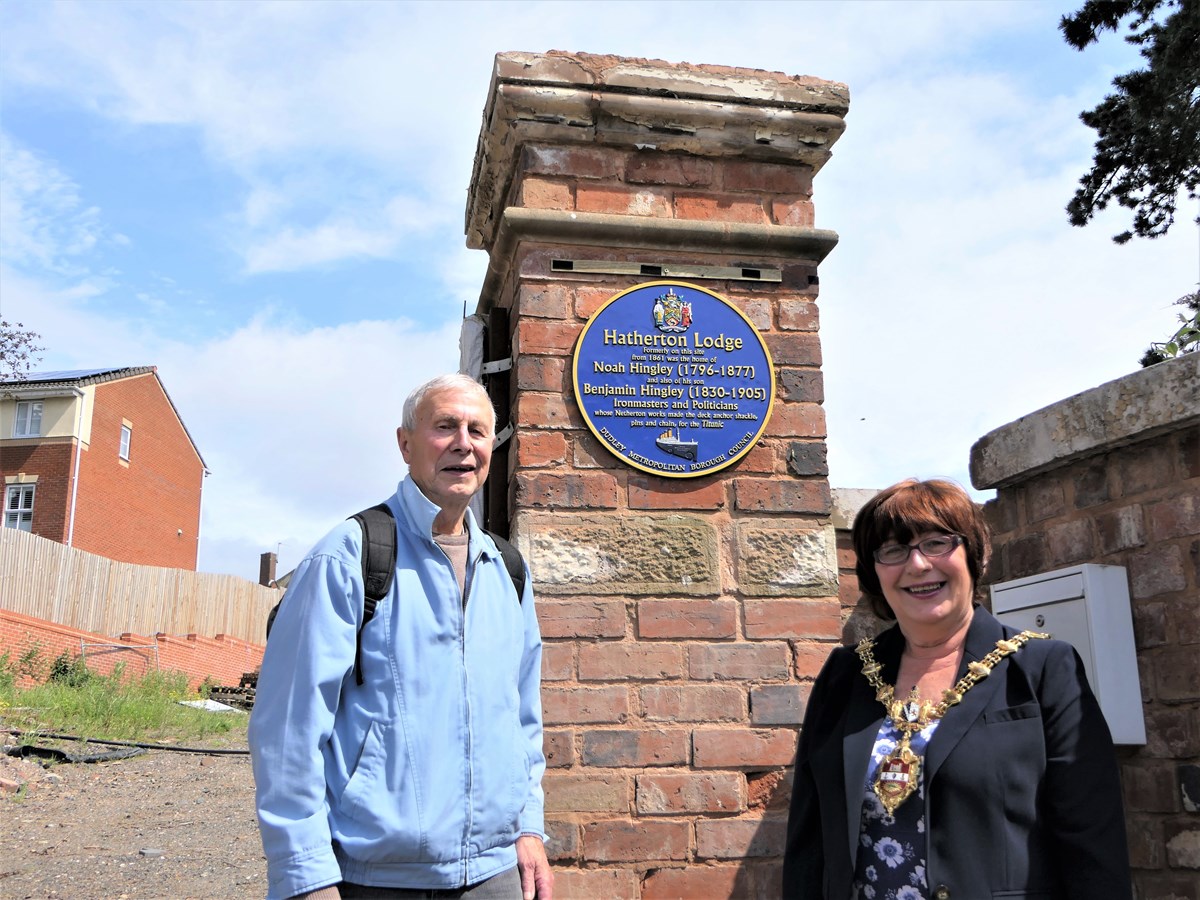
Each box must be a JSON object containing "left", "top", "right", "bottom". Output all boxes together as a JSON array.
[
  {"left": 969, "top": 353, "right": 1200, "bottom": 490},
  {"left": 466, "top": 51, "right": 849, "bottom": 251},
  {"left": 830, "top": 487, "right": 880, "bottom": 530},
  {"left": 476, "top": 206, "right": 840, "bottom": 311}
]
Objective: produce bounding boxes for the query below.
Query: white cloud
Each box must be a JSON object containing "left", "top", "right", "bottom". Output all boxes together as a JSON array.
[{"left": 0, "top": 134, "right": 106, "bottom": 276}]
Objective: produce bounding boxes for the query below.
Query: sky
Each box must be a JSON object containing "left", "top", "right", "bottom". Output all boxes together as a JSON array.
[{"left": 1, "top": 0, "right": 1195, "bottom": 581}]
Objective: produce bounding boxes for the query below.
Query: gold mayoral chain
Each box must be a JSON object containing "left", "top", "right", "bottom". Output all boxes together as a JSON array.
[{"left": 856, "top": 630, "right": 1048, "bottom": 815}]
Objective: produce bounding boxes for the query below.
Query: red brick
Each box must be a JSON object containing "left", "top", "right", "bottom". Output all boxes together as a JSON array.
[
  {"left": 541, "top": 642, "right": 575, "bottom": 681},
  {"left": 638, "top": 599, "right": 737, "bottom": 639},
  {"left": 771, "top": 197, "right": 815, "bottom": 227},
  {"left": 553, "top": 868, "right": 639, "bottom": 900},
  {"left": 541, "top": 686, "right": 629, "bottom": 725},
  {"left": 750, "top": 685, "right": 810, "bottom": 726},
  {"left": 543, "top": 819, "right": 579, "bottom": 862},
  {"left": 733, "top": 477, "right": 830, "bottom": 514},
  {"left": 579, "top": 642, "right": 685, "bottom": 681},
  {"left": 728, "top": 295, "right": 772, "bottom": 331},
  {"left": 689, "top": 643, "right": 790, "bottom": 681},
  {"left": 794, "top": 641, "right": 837, "bottom": 679},
  {"left": 582, "top": 819, "right": 690, "bottom": 862},
  {"left": 628, "top": 475, "right": 726, "bottom": 510},
  {"left": 543, "top": 729, "right": 576, "bottom": 768},
  {"left": 641, "top": 866, "right": 741, "bottom": 899},
  {"left": 515, "top": 471, "right": 620, "bottom": 509},
  {"left": 692, "top": 728, "right": 797, "bottom": 768},
  {"left": 765, "top": 402, "right": 826, "bottom": 439},
  {"left": 636, "top": 772, "right": 745, "bottom": 814},
  {"left": 777, "top": 368, "right": 823, "bottom": 404},
  {"left": 516, "top": 319, "right": 582, "bottom": 355},
  {"left": 515, "top": 431, "right": 568, "bottom": 469},
  {"left": 515, "top": 355, "right": 566, "bottom": 393},
  {"left": 537, "top": 599, "right": 626, "bottom": 639},
  {"left": 745, "top": 599, "right": 841, "bottom": 640},
  {"left": 721, "top": 160, "right": 812, "bottom": 195},
  {"left": 582, "top": 729, "right": 689, "bottom": 767},
  {"left": 640, "top": 684, "right": 748, "bottom": 723},
  {"left": 764, "top": 331, "right": 822, "bottom": 367},
  {"left": 674, "top": 192, "right": 768, "bottom": 224},
  {"left": 521, "top": 144, "right": 621, "bottom": 180},
  {"left": 515, "top": 391, "right": 580, "bottom": 429},
  {"left": 695, "top": 815, "right": 787, "bottom": 858},
  {"left": 517, "top": 283, "right": 572, "bottom": 319},
  {"left": 515, "top": 176, "right": 573, "bottom": 211},
  {"left": 735, "top": 440, "right": 778, "bottom": 474},
  {"left": 576, "top": 185, "right": 671, "bottom": 217},
  {"left": 625, "top": 152, "right": 714, "bottom": 187},
  {"left": 574, "top": 285, "right": 617, "bottom": 319},
  {"left": 778, "top": 298, "right": 819, "bottom": 331},
  {"left": 544, "top": 772, "right": 629, "bottom": 813}
]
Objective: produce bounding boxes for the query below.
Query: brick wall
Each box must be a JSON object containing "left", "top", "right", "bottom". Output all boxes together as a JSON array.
[
  {"left": 0, "top": 608, "right": 263, "bottom": 692},
  {"left": 467, "top": 52, "right": 849, "bottom": 897},
  {"left": 72, "top": 372, "right": 204, "bottom": 569},
  {"left": 0, "top": 441, "right": 73, "bottom": 542},
  {"left": 971, "top": 355, "right": 1200, "bottom": 898}
]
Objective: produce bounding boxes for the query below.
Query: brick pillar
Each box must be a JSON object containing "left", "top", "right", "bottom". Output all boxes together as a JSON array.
[{"left": 465, "top": 52, "right": 849, "bottom": 898}]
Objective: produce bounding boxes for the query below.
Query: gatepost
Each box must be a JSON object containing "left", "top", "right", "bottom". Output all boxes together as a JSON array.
[{"left": 465, "top": 51, "right": 849, "bottom": 898}]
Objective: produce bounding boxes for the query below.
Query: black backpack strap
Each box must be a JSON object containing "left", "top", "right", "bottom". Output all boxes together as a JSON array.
[
  {"left": 350, "top": 503, "right": 397, "bottom": 685},
  {"left": 486, "top": 530, "right": 527, "bottom": 604}
]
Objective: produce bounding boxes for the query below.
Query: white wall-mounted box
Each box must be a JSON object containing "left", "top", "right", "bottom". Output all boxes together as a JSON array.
[{"left": 990, "top": 563, "right": 1145, "bottom": 745}]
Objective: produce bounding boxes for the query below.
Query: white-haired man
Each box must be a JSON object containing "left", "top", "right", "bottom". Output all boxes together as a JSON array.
[{"left": 250, "top": 374, "right": 552, "bottom": 900}]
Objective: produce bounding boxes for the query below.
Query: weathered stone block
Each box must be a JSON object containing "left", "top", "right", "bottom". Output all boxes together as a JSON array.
[
  {"left": 544, "top": 773, "right": 629, "bottom": 813},
  {"left": 636, "top": 772, "right": 745, "bottom": 815},
  {"left": 519, "top": 513, "right": 720, "bottom": 596},
  {"left": 695, "top": 815, "right": 787, "bottom": 858},
  {"left": 736, "top": 522, "right": 838, "bottom": 596},
  {"left": 750, "top": 684, "right": 809, "bottom": 725}
]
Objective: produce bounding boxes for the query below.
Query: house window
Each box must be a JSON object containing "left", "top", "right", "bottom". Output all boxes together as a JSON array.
[
  {"left": 14, "top": 401, "right": 43, "bottom": 437},
  {"left": 4, "top": 484, "right": 35, "bottom": 531},
  {"left": 119, "top": 424, "right": 132, "bottom": 461}
]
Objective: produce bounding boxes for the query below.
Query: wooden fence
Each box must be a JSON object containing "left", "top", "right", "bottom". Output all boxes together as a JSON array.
[{"left": 0, "top": 528, "right": 279, "bottom": 643}]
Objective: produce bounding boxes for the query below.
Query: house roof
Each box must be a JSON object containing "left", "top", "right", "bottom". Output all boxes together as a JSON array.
[
  {"left": 1, "top": 366, "right": 208, "bottom": 471},
  {"left": 0, "top": 366, "right": 156, "bottom": 389}
]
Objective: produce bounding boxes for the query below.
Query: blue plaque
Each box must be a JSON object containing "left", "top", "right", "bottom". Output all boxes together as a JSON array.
[{"left": 572, "top": 281, "right": 775, "bottom": 477}]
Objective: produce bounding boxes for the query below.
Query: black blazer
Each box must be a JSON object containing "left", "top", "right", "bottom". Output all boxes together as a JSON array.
[{"left": 783, "top": 606, "right": 1132, "bottom": 900}]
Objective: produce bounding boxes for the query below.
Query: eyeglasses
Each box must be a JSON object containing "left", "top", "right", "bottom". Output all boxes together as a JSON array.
[{"left": 873, "top": 534, "right": 964, "bottom": 566}]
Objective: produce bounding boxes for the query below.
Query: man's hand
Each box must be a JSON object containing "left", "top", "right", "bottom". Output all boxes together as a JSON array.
[{"left": 515, "top": 834, "right": 553, "bottom": 900}]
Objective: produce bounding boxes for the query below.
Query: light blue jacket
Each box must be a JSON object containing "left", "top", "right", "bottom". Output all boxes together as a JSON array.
[{"left": 249, "top": 476, "right": 546, "bottom": 900}]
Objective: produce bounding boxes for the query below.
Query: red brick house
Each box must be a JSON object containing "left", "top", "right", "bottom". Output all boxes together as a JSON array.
[{"left": 0, "top": 367, "right": 207, "bottom": 570}]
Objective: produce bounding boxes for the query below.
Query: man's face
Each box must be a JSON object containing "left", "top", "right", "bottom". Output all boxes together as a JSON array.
[{"left": 397, "top": 387, "right": 494, "bottom": 514}]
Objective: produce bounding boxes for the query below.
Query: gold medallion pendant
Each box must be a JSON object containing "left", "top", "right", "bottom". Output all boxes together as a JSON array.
[
  {"left": 874, "top": 738, "right": 921, "bottom": 815},
  {"left": 856, "top": 629, "right": 1048, "bottom": 814}
]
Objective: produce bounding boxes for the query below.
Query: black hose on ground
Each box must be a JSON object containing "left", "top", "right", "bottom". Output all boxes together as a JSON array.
[{"left": 3, "top": 727, "right": 250, "bottom": 756}]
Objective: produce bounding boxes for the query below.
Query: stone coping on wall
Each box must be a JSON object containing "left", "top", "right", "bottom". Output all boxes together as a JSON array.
[
  {"left": 466, "top": 51, "right": 850, "bottom": 251},
  {"left": 969, "top": 354, "right": 1200, "bottom": 490}
]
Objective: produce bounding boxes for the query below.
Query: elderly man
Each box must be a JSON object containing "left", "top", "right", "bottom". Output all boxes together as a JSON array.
[{"left": 250, "top": 374, "right": 552, "bottom": 900}]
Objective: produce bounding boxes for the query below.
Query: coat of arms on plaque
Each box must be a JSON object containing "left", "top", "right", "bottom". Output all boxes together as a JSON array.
[{"left": 652, "top": 288, "right": 692, "bottom": 333}]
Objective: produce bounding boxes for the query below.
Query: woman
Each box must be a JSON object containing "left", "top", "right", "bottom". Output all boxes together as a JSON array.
[{"left": 783, "top": 479, "right": 1131, "bottom": 899}]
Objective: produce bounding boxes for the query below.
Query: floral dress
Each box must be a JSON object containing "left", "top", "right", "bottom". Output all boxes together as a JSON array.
[{"left": 852, "top": 716, "right": 940, "bottom": 900}]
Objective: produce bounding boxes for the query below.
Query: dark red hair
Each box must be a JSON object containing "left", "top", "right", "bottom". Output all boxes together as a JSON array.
[{"left": 851, "top": 479, "right": 991, "bottom": 620}]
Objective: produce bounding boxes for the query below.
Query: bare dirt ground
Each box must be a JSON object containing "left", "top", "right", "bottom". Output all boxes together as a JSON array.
[{"left": 0, "top": 733, "right": 264, "bottom": 900}]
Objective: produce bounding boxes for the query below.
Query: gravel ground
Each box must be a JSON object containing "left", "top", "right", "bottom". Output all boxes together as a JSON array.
[{"left": 0, "top": 732, "right": 264, "bottom": 900}]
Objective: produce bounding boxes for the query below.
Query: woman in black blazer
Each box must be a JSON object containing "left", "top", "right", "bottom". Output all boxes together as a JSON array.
[{"left": 783, "top": 479, "right": 1131, "bottom": 900}]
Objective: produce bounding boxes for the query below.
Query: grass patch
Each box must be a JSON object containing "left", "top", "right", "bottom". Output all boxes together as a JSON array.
[{"left": 0, "top": 649, "right": 247, "bottom": 748}]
